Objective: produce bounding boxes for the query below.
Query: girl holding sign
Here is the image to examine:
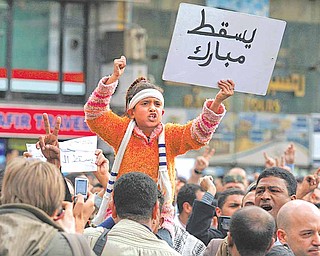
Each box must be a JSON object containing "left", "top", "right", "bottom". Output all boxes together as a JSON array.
[{"left": 84, "top": 55, "right": 235, "bottom": 234}]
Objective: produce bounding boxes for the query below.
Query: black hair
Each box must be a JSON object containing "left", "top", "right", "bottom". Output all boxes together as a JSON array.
[
  {"left": 177, "top": 183, "right": 202, "bottom": 214},
  {"left": 230, "top": 206, "right": 275, "bottom": 256},
  {"left": 246, "top": 181, "right": 257, "bottom": 194},
  {"left": 257, "top": 167, "right": 297, "bottom": 196},
  {"left": 217, "top": 188, "right": 245, "bottom": 209},
  {"left": 223, "top": 174, "right": 244, "bottom": 185},
  {"left": 314, "top": 203, "right": 320, "bottom": 209},
  {"left": 177, "top": 176, "right": 187, "bottom": 184},
  {"left": 295, "top": 176, "right": 304, "bottom": 184},
  {"left": 113, "top": 172, "right": 158, "bottom": 222}
]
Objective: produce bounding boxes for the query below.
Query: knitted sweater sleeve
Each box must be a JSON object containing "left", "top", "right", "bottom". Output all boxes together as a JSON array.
[
  {"left": 84, "top": 76, "right": 118, "bottom": 120},
  {"left": 84, "top": 77, "right": 128, "bottom": 149},
  {"left": 165, "top": 100, "right": 226, "bottom": 156},
  {"left": 191, "top": 99, "right": 226, "bottom": 144}
]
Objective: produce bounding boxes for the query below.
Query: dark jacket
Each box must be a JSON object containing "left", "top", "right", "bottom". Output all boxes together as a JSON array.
[{"left": 186, "top": 199, "right": 224, "bottom": 245}]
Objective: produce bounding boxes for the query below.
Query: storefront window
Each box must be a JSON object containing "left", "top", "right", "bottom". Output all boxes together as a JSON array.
[{"left": 10, "top": 1, "right": 60, "bottom": 94}]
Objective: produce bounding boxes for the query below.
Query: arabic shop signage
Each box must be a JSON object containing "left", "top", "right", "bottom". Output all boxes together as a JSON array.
[
  {"left": 268, "top": 74, "right": 305, "bottom": 97},
  {"left": 0, "top": 105, "right": 94, "bottom": 138},
  {"left": 163, "top": 3, "right": 286, "bottom": 95}
]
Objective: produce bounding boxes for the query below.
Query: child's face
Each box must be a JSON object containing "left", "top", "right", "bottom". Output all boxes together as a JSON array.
[{"left": 127, "top": 97, "right": 164, "bottom": 136}]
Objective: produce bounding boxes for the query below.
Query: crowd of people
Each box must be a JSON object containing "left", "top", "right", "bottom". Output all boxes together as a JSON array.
[{"left": 1, "top": 55, "right": 320, "bottom": 256}]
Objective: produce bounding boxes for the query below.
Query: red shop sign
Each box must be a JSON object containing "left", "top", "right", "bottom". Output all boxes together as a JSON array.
[{"left": 0, "top": 105, "right": 94, "bottom": 138}]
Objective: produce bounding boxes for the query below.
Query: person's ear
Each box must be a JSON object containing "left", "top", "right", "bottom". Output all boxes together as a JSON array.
[
  {"left": 290, "top": 194, "right": 297, "bottom": 200},
  {"left": 159, "top": 216, "right": 164, "bottom": 227},
  {"left": 183, "top": 202, "right": 192, "bottom": 214},
  {"left": 215, "top": 207, "right": 222, "bottom": 217},
  {"left": 162, "top": 109, "right": 165, "bottom": 116},
  {"left": 110, "top": 199, "right": 117, "bottom": 219},
  {"left": 277, "top": 228, "right": 287, "bottom": 244},
  {"left": 212, "top": 216, "right": 218, "bottom": 229},
  {"left": 127, "top": 108, "right": 134, "bottom": 118},
  {"left": 152, "top": 200, "right": 160, "bottom": 220}
]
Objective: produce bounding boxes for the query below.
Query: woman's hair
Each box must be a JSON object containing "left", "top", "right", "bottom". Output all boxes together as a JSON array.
[
  {"left": 1, "top": 157, "right": 65, "bottom": 216},
  {"left": 125, "top": 77, "right": 164, "bottom": 110}
]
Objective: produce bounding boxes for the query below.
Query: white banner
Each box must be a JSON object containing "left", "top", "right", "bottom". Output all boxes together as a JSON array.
[
  {"left": 163, "top": 3, "right": 286, "bottom": 95},
  {"left": 59, "top": 136, "right": 97, "bottom": 173}
]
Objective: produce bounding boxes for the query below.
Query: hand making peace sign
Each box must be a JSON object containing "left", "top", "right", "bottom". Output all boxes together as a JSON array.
[
  {"left": 35, "top": 113, "right": 61, "bottom": 168},
  {"left": 194, "top": 146, "right": 216, "bottom": 173}
]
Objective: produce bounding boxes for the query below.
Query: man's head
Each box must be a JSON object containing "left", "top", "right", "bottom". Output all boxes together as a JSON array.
[
  {"left": 227, "top": 167, "right": 248, "bottom": 187},
  {"left": 242, "top": 181, "right": 257, "bottom": 207},
  {"left": 222, "top": 175, "right": 246, "bottom": 191},
  {"left": 1, "top": 157, "right": 65, "bottom": 216},
  {"left": 177, "top": 183, "right": 204, "bottom": 216},
  {"left": 125, "top": 78, "right": 164, "bottom": 134},
  {"left": 216, "top": 188, "right": 245, "bottom": 217},
  {"left": 255, "top": 167, "right": 297, "bottom": 219},
  {"left": 228, "top": 206, "right": 275, "bottom": 256},
  {"left": 277, "top": 200, "right": 320, "bottom": 256},
  {"left": 112, "top": 172, "right": 158, "bottom": 223}
]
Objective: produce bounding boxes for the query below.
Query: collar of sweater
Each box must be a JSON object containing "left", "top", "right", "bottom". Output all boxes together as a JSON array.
[{"left": 133, "top": 122, "right": 163, "bottom": 144}]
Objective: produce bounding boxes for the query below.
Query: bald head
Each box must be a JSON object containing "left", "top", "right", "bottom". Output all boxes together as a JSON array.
[
  {"left": 228, "top": 167, "right": 247, "bottom": 180},
  {"left": 277, "top": 200, "right": 320, "bottom": 230},
  {"left": 277, "top": 200, "right": 320, "bottom": 256},
  {"left": 228, "top": 168, "right": 248, "bottom": 188}
]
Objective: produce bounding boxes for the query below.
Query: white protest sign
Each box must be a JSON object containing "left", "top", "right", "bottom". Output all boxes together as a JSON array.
[
  {"left": 26, "top": 144, "right": 47, "bottom": 162},
  {"left": 60, "top": 136, "right": 97, "bottom": 173},
  {"left": 162, "top": 3, "right": 286, "bottom": 95}
]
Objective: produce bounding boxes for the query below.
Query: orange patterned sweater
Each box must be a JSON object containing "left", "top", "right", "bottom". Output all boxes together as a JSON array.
[{"left": 84, "top": 77, "right": 226, "bottom": 197}]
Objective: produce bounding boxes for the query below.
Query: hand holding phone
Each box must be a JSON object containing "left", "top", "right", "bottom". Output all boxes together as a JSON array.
[
  {"left": 75, "top": 177, "right": 88, "bottom": 200},
  {"left": 218, "top": 216, "right": 231, "bottom": 237}
]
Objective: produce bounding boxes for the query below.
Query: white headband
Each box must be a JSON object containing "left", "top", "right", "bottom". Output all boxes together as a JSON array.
[{"left": 128, "top": 89, "right": 164, "bottom": 109}]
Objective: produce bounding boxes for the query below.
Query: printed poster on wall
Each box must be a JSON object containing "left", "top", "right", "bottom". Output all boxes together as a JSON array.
[{"left": 162, "top": 3, "right": 286, "bottom": 95}]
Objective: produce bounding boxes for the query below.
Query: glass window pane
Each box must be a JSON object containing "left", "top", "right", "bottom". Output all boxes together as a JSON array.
[{"left": 11, "top": 0, "right": 60, "bottom": 94}]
